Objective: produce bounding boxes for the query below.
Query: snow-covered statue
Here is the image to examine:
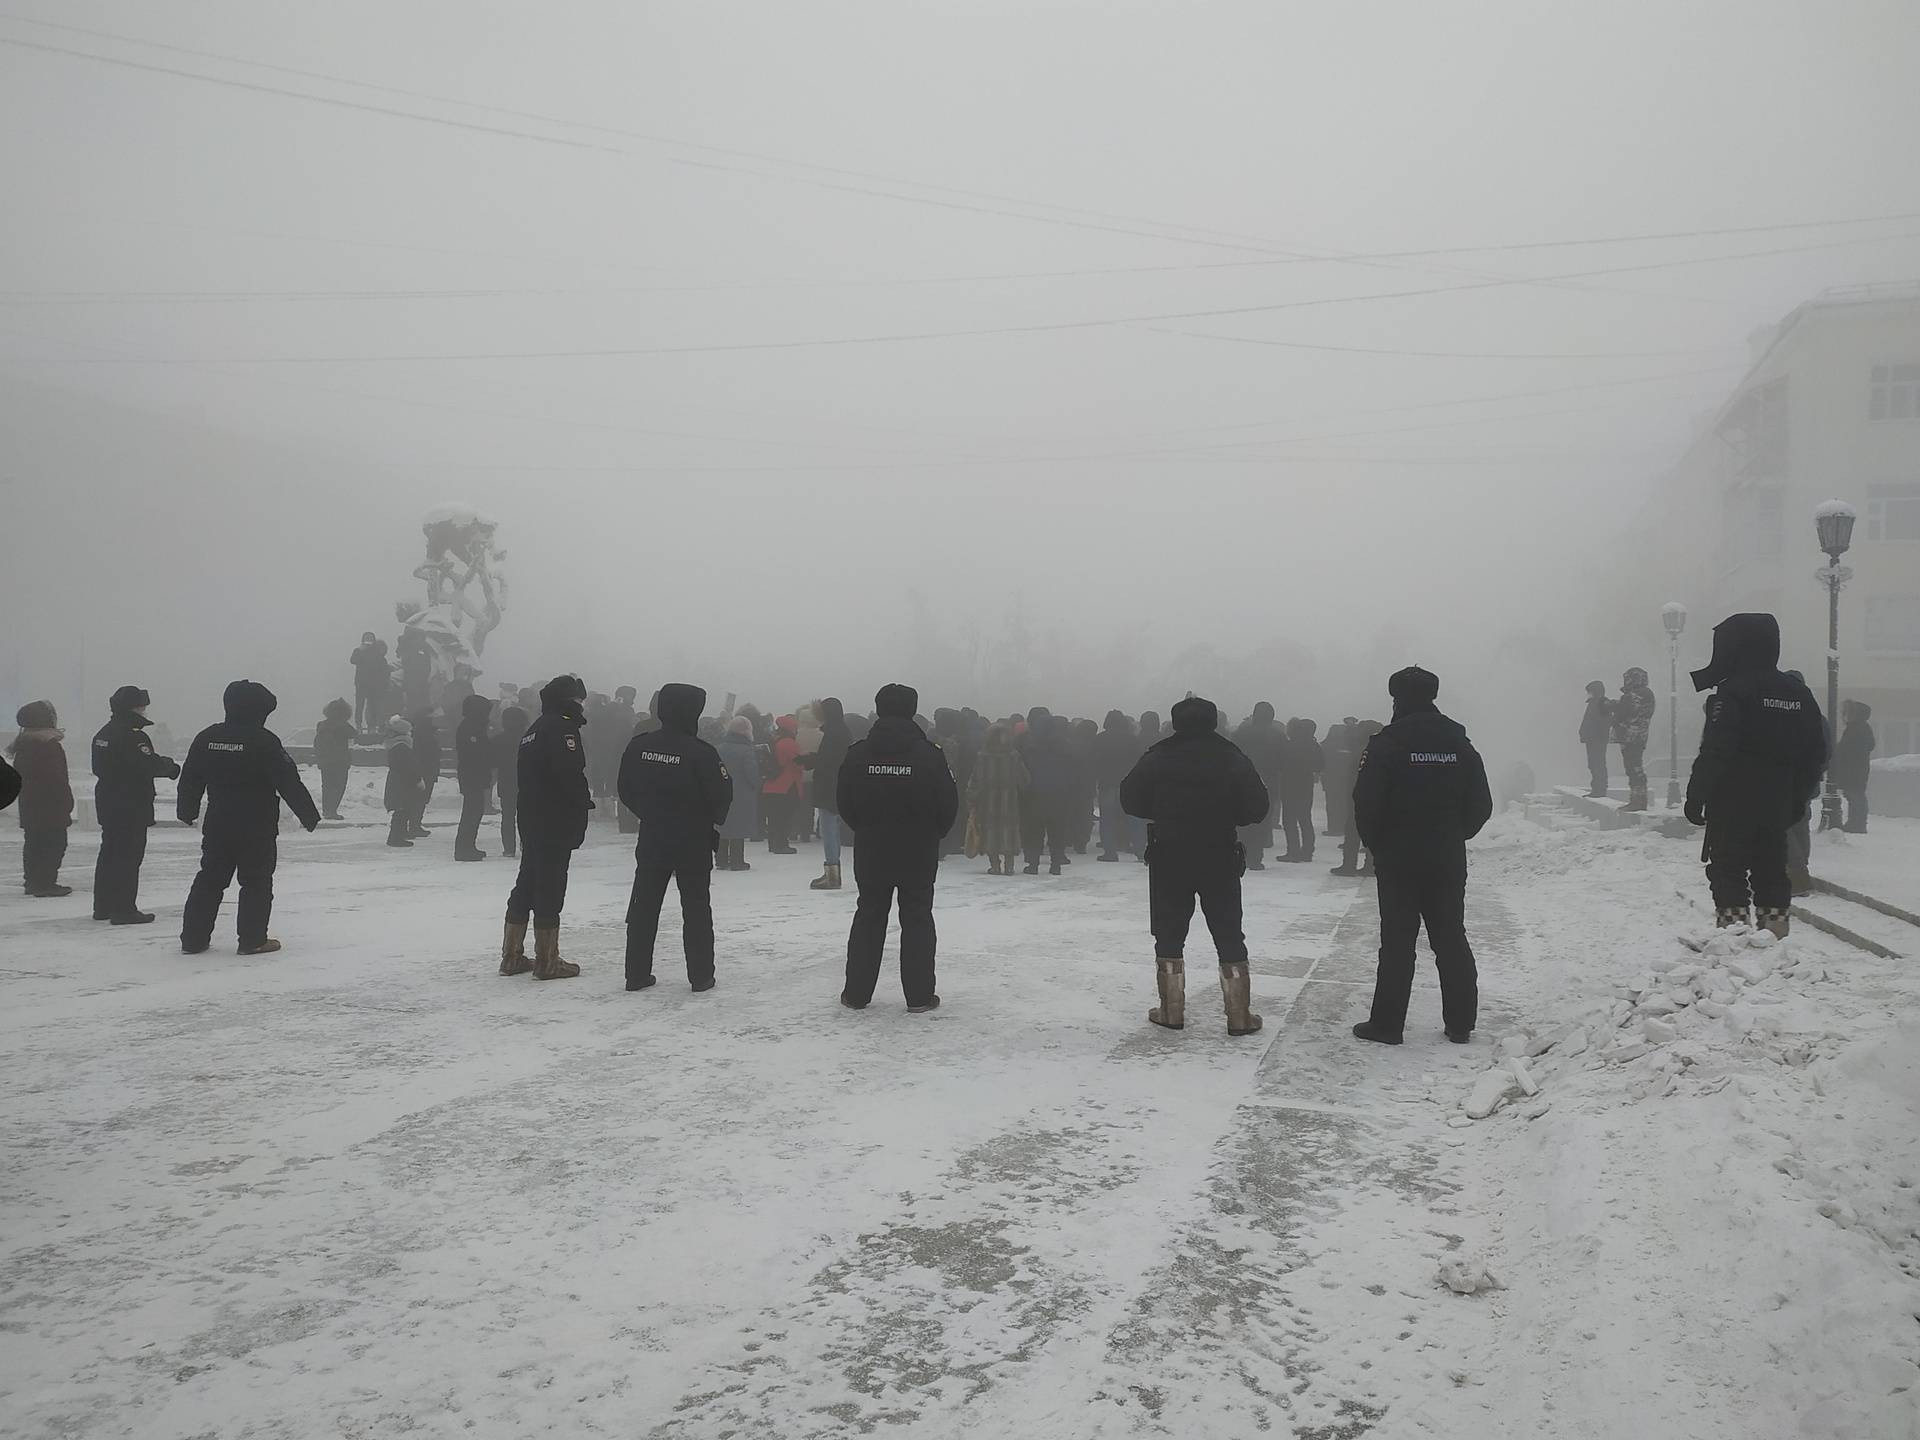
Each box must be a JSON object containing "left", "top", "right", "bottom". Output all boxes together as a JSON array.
[{"left": 393, "top": 504, "right": 508, "bottom": 713}]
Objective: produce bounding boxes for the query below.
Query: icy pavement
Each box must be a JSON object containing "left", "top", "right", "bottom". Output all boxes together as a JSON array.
[{"left": 3, "top": 804, "right": 1919, "bottom": 1438}]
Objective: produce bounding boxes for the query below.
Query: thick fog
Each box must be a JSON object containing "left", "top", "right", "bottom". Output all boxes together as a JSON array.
[{"left": 4, "top": 1, "right": 1918, "bottom": 768}]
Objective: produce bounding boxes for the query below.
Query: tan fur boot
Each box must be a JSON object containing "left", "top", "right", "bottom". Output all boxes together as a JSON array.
[
  {"left": 1148, "top": 958, "right": 1185, "bottom": 1030},
  {"left": 1220, "top": 961, "right": 1262, "bottom": 1036},
  {"left": 532, "top": 924, "right": 579, "bottom": 980},
  {"left": 500, "top": 919, "right": 531, "bottom": 976}
]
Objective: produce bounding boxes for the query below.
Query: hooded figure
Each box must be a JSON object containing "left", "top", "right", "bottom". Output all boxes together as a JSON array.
[
  {"left": 12, "top": 700, "right": 75, "bottom": 898},
  {"left": 1279, "top": 716, "right": 1323, "bottom": 862},
  {"left": 760, "top": 713, "right": 804, "bottom": 855},
  {"left": 837, "top": 683, "right": 960, "bottom": 1013},
  {"left": 715, "top": 716, "right": 762, "bottom": 868},
  {"left": 383, "top": 717, "right": 425, "bottom": 847},
  {"left": 500, "top": 675, "right": 592, "bottom": 980},
  {"left": 1684, "top": 614, "right": 1828, "bottom": 935},
  {"left": 1612, "top": 667, "right": 1657, "bottom": 811},
  {"left": 492, "top": 706, "right": 530, "bottom": 857},
  {"left": 1120, "top": 696, "right": 1272, "bottom": 1037},
  {"left": 617, "top": 682, "right": 732, "bottom": 991},
  {"left": 450, "top": 693, "right": 497, "bottom": 861},
  {"left": 1350, "top": 667, "right": 1493, "bottom": 1047},
  {"left": 177, "top": 680, "right": 321, "bottom": 955},
  {"left": 1230, "top": 702, "right": 1287, "bottom": 869},
  {"left": 803, "top": 696, "right": 853, "bottom": 889},
  {"left": 313, "top": 697, "right": 355, "bottom": 820},
  {"left": 967, "top": 722, "right": 1031, "bottom": 874},
  {"left": 1832, "top": 700, "right": 1875, "bottom": 833},
  {"left": 91, "top": 685, "right": 183, "bottom": 922},
  {"left": 1091, "top": 710, "right": 1144, "bottom": 861},
  {"left": 1579, "top": 682, "right": 1613, "bottom": 797}
]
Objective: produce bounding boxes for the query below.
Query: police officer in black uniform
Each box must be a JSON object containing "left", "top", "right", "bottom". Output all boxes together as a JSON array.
[
  {"left": 1685, "top": 613, "right": 1827, "bottom": 937},
  {"left": 1119, "top": 695, "right": 1271, "bottom": 1036},
  {"left": 1350, "top": 666, "right": 1493, "bottom": 1046},
  {"left": 452, "top": 693, "right": 495, "bottom": 861},
  {"left": 177, "top": 680, "right": 320, "bottom": 955},
  {"left": 619, "top": 682, "right": 732, "bottom": 993},
  {"left": 92, "top": 685, "right": 181, "bottom": 925},
  {"left": 838, "top": 684, "right": 958, "bottom": 1013},
  {"left": 500, "top": 675, "right": 592, "bottom": 981}
]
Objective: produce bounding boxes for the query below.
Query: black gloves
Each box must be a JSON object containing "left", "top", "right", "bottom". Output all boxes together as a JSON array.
[{"left": 1683, "top": 799, "right": 1706, "bottom": 827}]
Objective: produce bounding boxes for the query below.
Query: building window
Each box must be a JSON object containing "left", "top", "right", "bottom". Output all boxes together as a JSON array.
[
  {"left": 1870, "top": 363, "right": 1920, "bottom": 421},
  {"left": 1719, "top": 378, "right": 1789, "bottom": 476},
  {"left": 1864, "top": 594, "right": 1920, "bottom": 655},
  {"left": 1866, "top": 486, "right": 1920, "bottom": 541}
]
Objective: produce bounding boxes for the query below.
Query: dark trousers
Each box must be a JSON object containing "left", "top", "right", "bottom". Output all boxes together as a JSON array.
[
  {"left": 1704, "top": 818, "right": 1789, "bottom": 913},
  {"left": 1843, "top": 786, "right": 1868, "bottom": 833},
  {"left": 763, "top": 790, "right": 796, "bottom": 851},
  {"left": 844, "top": 848, "right": 939, "bottom": 1007},
  {"left": 1369, "top": 861, "right": 1476, "bottom": 1036},
  {"left": 1147, "top": 847, "right": 1248, "bottom": 964},
  {"left": 1023, "top": 796, "right": 1070, "bottom": 867},
  {"left": 455, "top": 788, "right": 487, "bottom": 854},
  {"left": 626, "top": 839, "right": 716, "bottom": 987},
  {"left": 23, "top": 826, "right": 69, "bottom": 893},
  {"left": 94, "top": 823, "right": 149, "bottom": 917},
  {"left": 182, "top": 831, "right": 277, "bottom": 949},
  {"left": 505, "top": 845, "right": 572, "bottom": 927},
  {"left": 499, "top": 793, "right": 519, "bottom": 855},
  {"left": 1280, "top": 788, "right": 1314, "bottom": 859},
  {"left": 354, "top": 684, "right": 386, "bottom": 732},
  {"left": 319, "top": 762, "right": 349, "bottom": 817},
  {"left": 1585, "top": 741, "right": 1609, "bottom": 795},
  {"left": 416, "top": 779, "right": 436, "bottom": 833}
]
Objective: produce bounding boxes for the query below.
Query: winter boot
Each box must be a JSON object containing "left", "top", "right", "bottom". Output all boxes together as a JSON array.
[
  {"left": 810, "top": 864, "right": 841, "bottom": 891},
  {"left": 989, "top": 857, "right": 1003, "bottom": 875},
  {"left": 1220, "top": 961, "right": 1262, "bottom": 1036},
  {"left": 1049, "top": 861, "right": 1063, "bottom": 876},
  {"left": 1023, "top": 861, "right": 1040, "bottom": 875},
  {"left": 531, "top": 925, "right": 579, "bottom": 980},
  {"left": 110, "top": 910, "right": 156, "bottom": 926},
  {"left": 1148, "top": 958, "right": 1185, "bottom": 1030},
  {"left": 1329, "top": 863, "right": 1360, "bottom": 877},
  {"left": 455, "top": 849, "right": 487, "bottom": 862},
  {"left": 500, "top": 919, "right": 531, "bottom": 976},
  {"left": 907, "top": 996, "right": 941, "bottom": 1014},
  {"left": 1352, "top": 1020, "right": 1403, "bottom": 1045},
  {"left": 238, "top": 938, "right": 282, "bottom": 956},
  {"left": 1756, "top": 907, "right": 1791, "bottom": 940},
  {"left": 1714, "top": 906, "right": 1751, "bottom": 930}
]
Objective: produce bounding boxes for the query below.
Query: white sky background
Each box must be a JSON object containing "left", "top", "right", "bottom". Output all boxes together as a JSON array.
[{"left": 2, "top": 1, "right": 1918, "bottom": 748}]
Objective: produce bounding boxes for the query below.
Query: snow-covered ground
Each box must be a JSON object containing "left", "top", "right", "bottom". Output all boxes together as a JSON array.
[{"left": 4, "top": 794, "right": 1918, "bottom": 1438}]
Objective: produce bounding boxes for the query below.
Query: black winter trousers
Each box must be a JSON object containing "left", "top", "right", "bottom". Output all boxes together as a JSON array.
[
  {"left": 844, "top": 848, "right": 939, "bottom": 1008},
  {"left": 1022, "top": 796, "right": 1071, "bottom": 868},
  {"left": 505, "top": 845, "right": 572, "bottom": 927},
  {"left": 1148, "top": 847, "right": 1248, "bottom": 965},
  {"left": 1368, "top": 860, "right": 1476, "bottom": 1037},
  {"left": 499, "top": 793, "right": 518, "bottom": 855},
  {"left": 1585, "top": 741, "right": 1609, "bottom": 795},
  {"left": 23, "top": 826, "right": 68, "bottom": 893},
  {"left": 627, "top": 838, "right": 716, "bottom": 988},
  {"left": 319, "top": 762, "right": 349, "bottom": 817},
  {"left": 1704, "top": 818, "right": 1790, "bottom": 914},
  {"left": 1843, "top": 787, "right": 1868, "bottom": 834},
  {"left": 1280, "top": 786, "right": 1315, "bottom": 859},
  {"left": 94, "top": 822, "right": 149, "bottom": 917},
  {"left": 763, "top": 790, "right": 796, "bottom": 851},
  {"left": 455, "top": 788, "right": 487, "bottom": 854},
  {"left": 415, "top": 779, "right": 436, "bottom": 833},
  {"left": 182, "top": 831, "right": 277, "bottom": 949}
]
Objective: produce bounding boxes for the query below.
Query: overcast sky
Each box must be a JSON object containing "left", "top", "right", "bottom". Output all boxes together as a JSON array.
[{"left": 3, "top": 1, "right": 1918, "bottom": 756}]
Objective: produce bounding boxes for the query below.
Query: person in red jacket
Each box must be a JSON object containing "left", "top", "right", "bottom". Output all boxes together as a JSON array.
[
  {"left": 11, "top": 701, "right": 75, "bottom": 897},
  {"left": 760, "top": 714, "right": 804, "bottom": 855}
]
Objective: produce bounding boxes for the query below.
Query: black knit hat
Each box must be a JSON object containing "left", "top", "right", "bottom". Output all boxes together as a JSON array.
[{"left": 875, "top": 683, "right": 919, "bottom": 719}]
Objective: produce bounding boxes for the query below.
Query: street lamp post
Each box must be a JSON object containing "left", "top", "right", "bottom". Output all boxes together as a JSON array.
[
  {"left": 1661, "top": 602, "right": 1686, "bottom": 808},
  {"left": 1813, "top": 500, "right": 1856, "bottom": 833}
]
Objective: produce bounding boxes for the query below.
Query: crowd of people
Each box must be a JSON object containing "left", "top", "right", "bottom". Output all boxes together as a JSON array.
[{"left": 0, "top": 608, "right": 1853, "bottom": 1044}]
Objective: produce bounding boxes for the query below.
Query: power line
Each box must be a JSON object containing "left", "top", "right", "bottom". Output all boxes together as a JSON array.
[
  {"left": 25, "top": 229, "right": 1919, "bottom": 366},
  {"left": 9, "top": 16, "right": 1918, "bottom": 299}
]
